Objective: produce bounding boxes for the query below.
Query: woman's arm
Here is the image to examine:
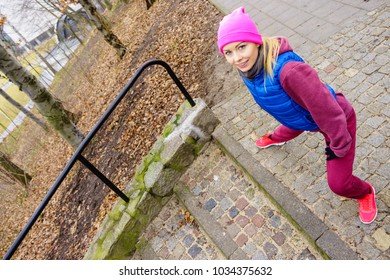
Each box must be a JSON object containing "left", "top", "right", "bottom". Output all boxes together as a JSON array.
[{"left": 280, "top": 61, "right": 352, "bottom": 157}]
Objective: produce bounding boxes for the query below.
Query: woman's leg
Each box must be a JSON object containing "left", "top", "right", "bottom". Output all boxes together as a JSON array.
[
  {"left": 271, "top": 125, "right": 304, "bottom": 142},
  {"left": 323, "top": 110, "right": 371, "bottom": 199}
]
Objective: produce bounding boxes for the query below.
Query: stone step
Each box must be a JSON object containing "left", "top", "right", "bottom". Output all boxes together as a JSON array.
[
  {"left": 174, "top": 183, "right": 248, "bottom": 259},
  {"left": 131, "top": 138, "right": 326, "bottom": 260},
  {"left": 211, "top": 125, "right": 359, "bottom": 260},
  {"left": 130, "top": 195, "right": 227, "bottom": 260}
]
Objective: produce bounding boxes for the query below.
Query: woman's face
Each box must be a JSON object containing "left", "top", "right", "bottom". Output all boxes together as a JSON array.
[{"left": 222, "top": 42, "right": 259, "bottom": 72}]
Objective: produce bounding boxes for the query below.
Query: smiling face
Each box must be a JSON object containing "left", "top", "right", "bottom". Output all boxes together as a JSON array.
[{"left": 222, "top": 42, "right": 260, "bottom": 72}]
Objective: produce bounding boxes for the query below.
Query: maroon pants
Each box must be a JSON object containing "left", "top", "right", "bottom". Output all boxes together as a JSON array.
[{"left": 271, "top": 109, "right": 370, "bottom": 199}]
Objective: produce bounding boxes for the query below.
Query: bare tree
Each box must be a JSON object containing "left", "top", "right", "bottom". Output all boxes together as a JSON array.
[
  {"left": 18, "top": 0, "right": 126, "bottom": 58},
  {"left": 0, "top": 44, "right": 84, "bottom": 148},
  {"left": 78, "top": 0, "right": 127, "bottom": 58},
  {"left": 0, "top": 88, "right": 48, "bottom": 130},
  {"left": 0, "top": 151, "right": 32, "bottom": 186}
]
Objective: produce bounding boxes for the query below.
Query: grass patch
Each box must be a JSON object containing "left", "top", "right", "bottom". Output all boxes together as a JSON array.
[
  {"left": 0, "top": 114, "right": 46, "bottom": 170},
  {"left": 0, "top": 85, "right": 31, "bottom": 132},
  {"left": 19, "top": 36, "right": 58, "bottom": 68},
  {"left": 0, "top": 122, "right": 25, "bottom": 155}
]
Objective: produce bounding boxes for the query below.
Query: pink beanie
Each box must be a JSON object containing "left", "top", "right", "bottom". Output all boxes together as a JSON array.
[{"left": 217, "top": 7, "right": 262, "bottom": 54}]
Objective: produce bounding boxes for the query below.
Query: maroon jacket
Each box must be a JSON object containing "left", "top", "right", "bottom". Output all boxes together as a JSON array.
[{"left": 278, "top": 37, "right": 353, "bottom": 157}]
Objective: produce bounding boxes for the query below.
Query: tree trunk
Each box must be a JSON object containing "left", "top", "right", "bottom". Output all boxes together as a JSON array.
[
  {"left": 0, "top": 151, "right": 32, "bottom": 186},
  {"left": 0, "top": 88, "right": 48, "bottom": 130},
  {"left": 0, "top": 45, "right": 84, "bottom": 149},
  {"left": 79, "top": 0, "right": 127, "bottom": 58}
]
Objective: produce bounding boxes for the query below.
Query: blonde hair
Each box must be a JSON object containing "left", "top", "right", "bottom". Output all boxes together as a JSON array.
[{"left": 262, "top": 37, "right": 281, "bottom": 79}]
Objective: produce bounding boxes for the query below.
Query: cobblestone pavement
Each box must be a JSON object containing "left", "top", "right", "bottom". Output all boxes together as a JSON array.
[
  {"left": 211, "top": 2, "right": 390, "bottom": 259},
  {"left": 132, "top": 195, "right": 226, "bottom": 260},
  {"left": 209, "top": 0, "right": 388, "bottom": 58},
  {"left": 134, "top": 142, "right": 323, "bottom": 260},
  {"left": 132, "top": 1, "right": 389, "bottom": 260}
]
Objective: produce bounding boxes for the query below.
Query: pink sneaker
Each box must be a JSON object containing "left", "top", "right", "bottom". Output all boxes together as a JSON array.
[
  {"left": 255, "top": 134, "right": 286, "bottom": 148},
  {"left": 357, "top": 183, "right": 377, "bottom": 224}
]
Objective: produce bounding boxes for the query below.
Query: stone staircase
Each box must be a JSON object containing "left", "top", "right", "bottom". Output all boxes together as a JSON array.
[{"left": 130, "top": 129, "right": 328, "bottom": 260}]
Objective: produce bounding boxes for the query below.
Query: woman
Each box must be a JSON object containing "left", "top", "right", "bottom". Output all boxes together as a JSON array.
[{"left": 217, "top": 7, "right": 377, "bottom": 224}]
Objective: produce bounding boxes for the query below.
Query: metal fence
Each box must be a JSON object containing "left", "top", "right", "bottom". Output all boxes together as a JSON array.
[{"left": 3, "top": 59, "right": 195, "bottom": 260}]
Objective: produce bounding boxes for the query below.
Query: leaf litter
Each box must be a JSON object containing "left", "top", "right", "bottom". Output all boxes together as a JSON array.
[{"left": 0, "top": 0, "right": 241, "bottom": 259}]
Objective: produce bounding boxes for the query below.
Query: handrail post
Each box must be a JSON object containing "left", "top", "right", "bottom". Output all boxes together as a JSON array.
[{"left": 77, "top": 155, "right": 129, "bottom": 203}]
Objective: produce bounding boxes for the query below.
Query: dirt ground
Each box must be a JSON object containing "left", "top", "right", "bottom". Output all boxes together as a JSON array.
[{"left": 0, "top": 0, "right": 242, "bottom": 259}]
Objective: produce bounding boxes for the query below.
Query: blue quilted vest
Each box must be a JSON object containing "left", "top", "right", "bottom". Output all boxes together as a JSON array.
[{"left": 242, "top": 51, "right": 337, "bottom": 131}]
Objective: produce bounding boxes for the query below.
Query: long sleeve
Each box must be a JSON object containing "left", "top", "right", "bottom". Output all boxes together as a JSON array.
[{"left": 280, "top": 61, "right": 352, "bottom": 157}]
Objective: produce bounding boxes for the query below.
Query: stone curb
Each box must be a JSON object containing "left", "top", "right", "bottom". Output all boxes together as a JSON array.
[
  {"left": 212, "top": 125, "right": 359, "bottom": 260},
  {"left": 174, "top": 182, "right": 249, "bottom": 260}
]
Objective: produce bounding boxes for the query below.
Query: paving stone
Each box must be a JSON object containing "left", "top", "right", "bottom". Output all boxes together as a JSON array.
[
  {"left": 272, "top": 232, "right": 287, "bottom": 246},
  {"left": 204, "top": 198, "right": 217, "bottom": 212},
  {"left": 236, "top": 233, "right": 249, "bottom": 247},
  {"left": 244, "top": 206, "right": 258, "bottom": 218},
  {"left": 297, "top": 248, "right": 317, "bottom": 260},
  {"left": 236, "top": 215, "right": 250, "bottom": 228},
  {"left": 228, "top": 207, "right": 239, "bottom": 218},
  {"left": 235, "top": 197, "right": 249, "bottom": 210},
  {"left": 244, "top": 224, "right": 258, "bottom": 237},
  {"left": 226, "top": 223, "right": 241, "bottom": 239},
  {"left": 252, "top": 214, "right": 266, "bottom": 228},
  {"left": 183, "top": 234, "right": 195, "bottom": 248},
  {"left": 270, "top": 215, "right": 282, "bottom": 228},
  {"left": 252, "top": 250, "right": 268, "bottom": 260},
  {"left": 220, "top": 197, "right": 233, "bottom": 210},
  {"left": 263, "top": 242, "right": 278, "bottom": 259},
  {"left": 188, "top": 244, "right": 202, "bottom": 258},
  {"left": 365, "top": 132, "right": 385, "bottom": 147},
  {"left": 211, "top": 205, "right": 225, "bottom": 219}
]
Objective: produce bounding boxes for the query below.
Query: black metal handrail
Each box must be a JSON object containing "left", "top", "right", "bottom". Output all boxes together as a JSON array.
[{"left": 3, "top": 59, "right": 195, "bottom": 260}]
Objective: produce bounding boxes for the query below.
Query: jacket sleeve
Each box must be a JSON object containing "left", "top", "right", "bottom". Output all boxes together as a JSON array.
[{"left": 280, "top": 61, "right": 352, "bottom": 157}]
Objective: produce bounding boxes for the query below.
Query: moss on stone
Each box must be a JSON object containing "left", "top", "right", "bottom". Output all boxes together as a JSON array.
[
  {"left": 92, "top": 245, "right": 107, "bottom": 260},
  {"left": 162, "top": 123, "right": 174, "bottom": 138},
  {"left": 108, "top": 205, "right": 123, "bottom": 221},
  {"left": 126, "top": 193, "right": 142, "bottom": 217},
  {"left": 165, "top": 161, "right": 184, "bottom": 172},
  {"left": 184, "top": 135, "right": 197, "bottom": 145},
  {"left": 137, "top": 212, "right": 152, "bottom": 226},
  {"left": 134, "top": 147, "right": 163, "bottom": 188},
  {"left": 135, "top": 237, "right": 148, "bottom": 251},
  {"left": 193, "top": 142, "right": 204, "bottom": 155},
  {"left": 107, "top": 221, "right": 143, "bottom": 259},
  {"left": 134, "top": 171, "right": 145, "bottom": 184}
]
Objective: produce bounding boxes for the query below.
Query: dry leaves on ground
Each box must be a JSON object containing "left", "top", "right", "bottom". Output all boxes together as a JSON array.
[{"left": 1, "top": 0, "right": 238, "bottom": 260}]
